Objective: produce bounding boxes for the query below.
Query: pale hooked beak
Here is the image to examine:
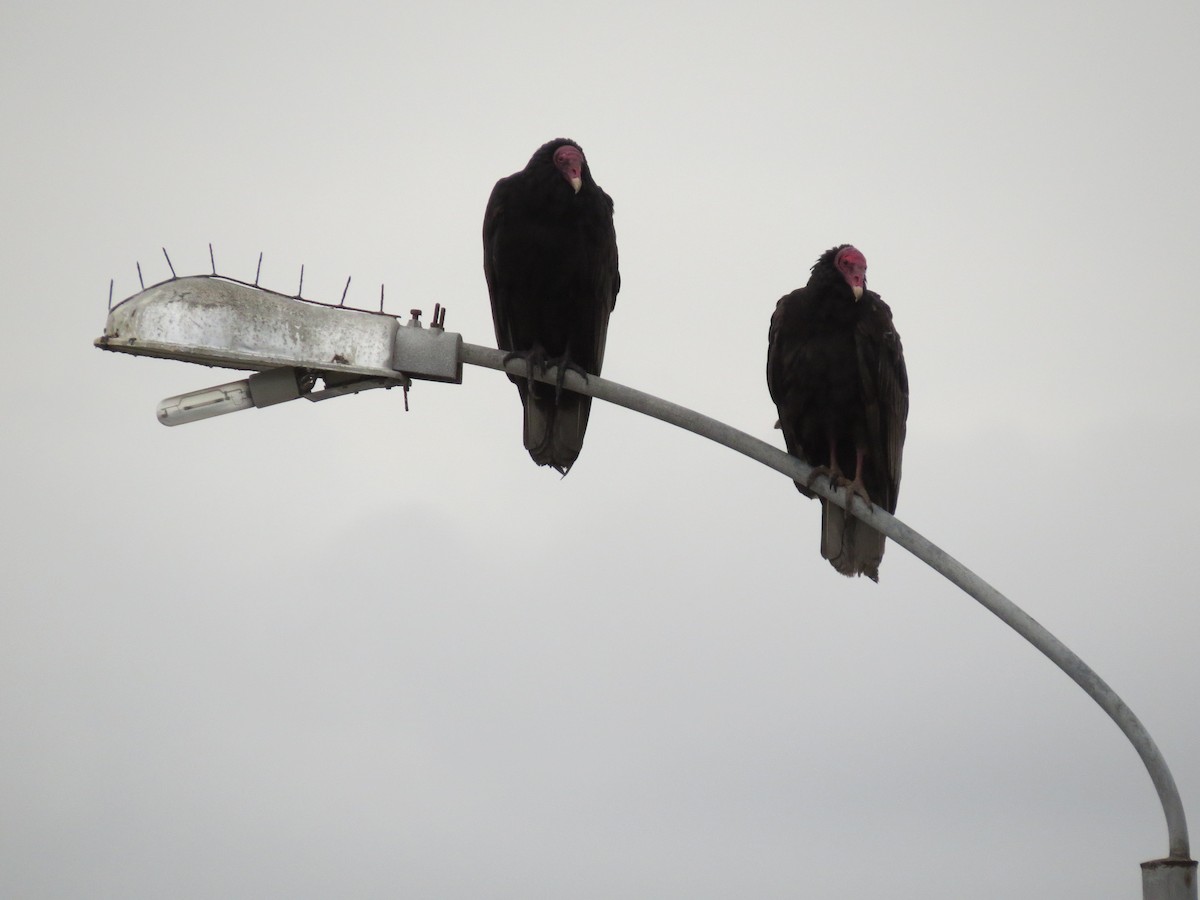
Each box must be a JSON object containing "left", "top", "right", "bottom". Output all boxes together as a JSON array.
[
  {"left": 851, "top": 285, "right": 864, "bottom": 300},
  {"left": 569, "top": 177, "right": 582, "bottom": 193}
]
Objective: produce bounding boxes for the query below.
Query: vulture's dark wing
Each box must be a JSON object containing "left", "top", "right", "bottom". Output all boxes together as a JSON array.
[
  {"left": 766, "top": 290, "right": 801, "bottom": 429},
  {"left": 586, "top": 190, "right": 620, "bottom": 372},
  {"left": 766, "top": 287, "right": 822, "bottom": 496},
  {"left": 855, "top": 292, "right": 909, "bottom": 514},
  {"left": 765, "top": 294, "right": 788, "bottom": 411},
  {"left": 482, "top": 175, "right": 519, "bottom": 359}
]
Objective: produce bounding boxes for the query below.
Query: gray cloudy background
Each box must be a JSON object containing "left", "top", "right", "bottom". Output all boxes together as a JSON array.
[{"left": 3, "top": 1, "right": 1198, "bottom": 897}]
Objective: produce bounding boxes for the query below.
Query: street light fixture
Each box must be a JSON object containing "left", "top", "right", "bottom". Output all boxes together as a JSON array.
[{"left": 96, "top": 272, "right": 1197, "bottom": 900}]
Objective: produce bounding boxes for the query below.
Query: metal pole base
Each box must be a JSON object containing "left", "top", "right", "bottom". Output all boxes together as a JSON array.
[{"left": 1142, "top": 859, "right": 1197, "bottom": 900}]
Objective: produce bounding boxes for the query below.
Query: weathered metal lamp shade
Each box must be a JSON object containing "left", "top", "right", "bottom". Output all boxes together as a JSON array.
[{"left": 95, "top": 276, "right": 463, "bottom": 424}]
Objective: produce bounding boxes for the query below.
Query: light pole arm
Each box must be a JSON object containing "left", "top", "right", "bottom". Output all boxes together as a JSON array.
[{"left": 462, "top": 342, "right": 1193, "bottom": 875}]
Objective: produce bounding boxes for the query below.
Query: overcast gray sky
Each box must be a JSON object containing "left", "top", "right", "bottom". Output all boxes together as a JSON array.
[{"left": 3, "top": 1, "right": 1199, "bottom": 897}]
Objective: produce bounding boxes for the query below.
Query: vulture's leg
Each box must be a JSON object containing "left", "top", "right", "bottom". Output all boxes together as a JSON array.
[
  {"left": 842, "top": 446, "right": 873, "bottom": 515},
  {"left": 502, "top": 344, "right": 547, "bottom": 393},
  {"left": 545, "top": 349, "right": 590, "bottom": 403}
]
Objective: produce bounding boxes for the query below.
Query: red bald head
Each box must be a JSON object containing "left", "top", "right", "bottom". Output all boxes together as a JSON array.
[
  {"left": 835, "top": 246, "right": 867, "bottom": 298},
  {"left": 553, "top": 144, "right": 584, "bottom": 194}
]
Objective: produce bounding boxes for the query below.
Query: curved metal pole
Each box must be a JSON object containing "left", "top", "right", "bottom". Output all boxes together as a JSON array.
[{"left": 463, "top": 342, "right": 1191, "bottom": 863}]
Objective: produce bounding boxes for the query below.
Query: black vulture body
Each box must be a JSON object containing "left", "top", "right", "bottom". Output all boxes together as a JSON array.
[
  {"left": 483, "top": 138, "right": 620, "bottom": 474},
  {"left": 767, "top": 245, "right": 909, "bottom": 582}
]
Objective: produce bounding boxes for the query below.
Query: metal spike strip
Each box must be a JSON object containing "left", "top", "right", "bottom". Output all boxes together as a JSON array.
[{"left": 115, "top": 244, "right": 409, "bottom": 317}]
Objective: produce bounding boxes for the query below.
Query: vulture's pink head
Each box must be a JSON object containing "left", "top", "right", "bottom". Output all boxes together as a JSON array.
[
  {"left": 553, "top": 144, "right": 584, "bottom": 193},
  {"left": 835, "top": 246, "right": 867, "bottom": 299}
]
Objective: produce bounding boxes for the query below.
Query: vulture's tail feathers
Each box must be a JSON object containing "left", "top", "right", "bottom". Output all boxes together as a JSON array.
[
  {"left": 523, "top": 392, "right": 591, "bottom": 475},
  {"left": 820, "top": 499, "right": 886, "bottom": 582}
]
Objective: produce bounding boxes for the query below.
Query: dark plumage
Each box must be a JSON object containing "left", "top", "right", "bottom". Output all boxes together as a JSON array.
[
  {"left": 483, "top": 138, "right": 620, "bottom": 474},
  {"left": 767, "top": 245, "right": 909, "bottom": 582}
]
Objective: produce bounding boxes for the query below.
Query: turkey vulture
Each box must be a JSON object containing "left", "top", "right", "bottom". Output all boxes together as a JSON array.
[
  {"left": 767, "top": 245, "right": 909, "bottom": 582},
  {"left": 483, "top": 138, "right": 620, "bottom": 474}
]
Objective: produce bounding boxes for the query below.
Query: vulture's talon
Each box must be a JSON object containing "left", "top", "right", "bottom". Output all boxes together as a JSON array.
[
  {"left": 546, "top": 355, "right": 589, "bottom": 403},
  {"left": 805, "top": 464, "right": 843, "bottom": 491},
  {"left": 503, "top": 347, "right": 547, "bottom": 393},
  {"left": 842, "top": 478, "right": 873, "bottom": 516}
]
